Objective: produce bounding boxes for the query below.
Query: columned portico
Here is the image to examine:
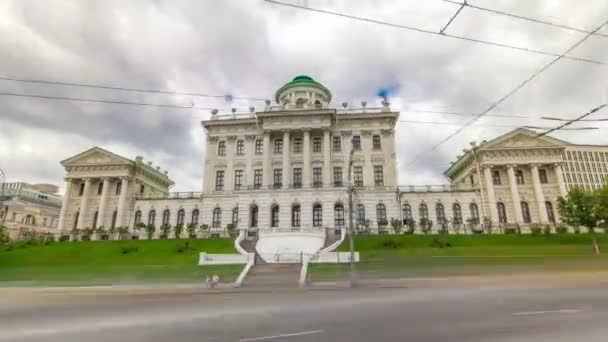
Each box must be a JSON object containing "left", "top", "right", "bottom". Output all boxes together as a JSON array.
[
  {"left": 506, "top": 165, "right": 524, "bottom": 223},
  {"left": 530, "top": 164, "right": 549, "bottom": 223},
  {"left": 282, "top": 130, "right": 291, "bottom": 188},
  {"left": 483, "top": 166, "right": 499, "bottom": 224},
  {"left": 303, "top": 129, "right": 311, "bottom": 187},
  {"left": 96, "top": 177, "right": 111, "bottom": 228},
  {"left": 76, "top": 178, "right": 92, "bottom": 229},
  {"left": 57, "top": 179, "right": 73, "bottom": 230},
  {"left": 554, "top": 163, "right": 567, "bottom": 197}
]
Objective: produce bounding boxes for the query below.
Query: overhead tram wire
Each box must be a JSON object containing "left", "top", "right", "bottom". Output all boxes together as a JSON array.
[
  {"left": 422, "top": 18, "right": 608, "bottom": 153},
  {"left": 439, "top": 0, "right": 608, "bottom": 39},
  {"left": 263, "top": 0, "right": 605, "bottom": 65},
  {"left": 399, "top": 119, "right": 598, "bottom": 130},
  {"left": 0, "top": 76, "right": 266, "bottom": 101},
  {"left": 439, "top": 0, "right": 466, "bottom": 34},
  {"left": 536, "top": 104, "right": 607, "bottom": 138},
  {"left": 0, "top": 91, "right": 216, "bottom": 110}
]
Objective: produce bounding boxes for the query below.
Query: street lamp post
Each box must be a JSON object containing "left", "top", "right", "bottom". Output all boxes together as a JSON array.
[
  {"left": 469, "top": 142, "right": 487, "bottom": 228},
  {"left": 347, "top": 141, "right": 356, "bottom": 288}
]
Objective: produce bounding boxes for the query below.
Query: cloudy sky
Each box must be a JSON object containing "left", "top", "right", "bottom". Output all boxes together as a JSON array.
[{"left": 1, "top": 0, "right": 607, "bottom": 193}]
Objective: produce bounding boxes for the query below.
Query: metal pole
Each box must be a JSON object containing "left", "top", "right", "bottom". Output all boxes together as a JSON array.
[
  {"left": 470, "top": 143, "right": 487, "bottom": 226},
  {"left": 347, "top": 145, "right": 356, "bottom": 287}
]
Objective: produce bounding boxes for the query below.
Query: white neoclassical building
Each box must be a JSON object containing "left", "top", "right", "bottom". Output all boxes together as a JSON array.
[{"left": 55, "top": 76, "right": 608, "bottom": 240}]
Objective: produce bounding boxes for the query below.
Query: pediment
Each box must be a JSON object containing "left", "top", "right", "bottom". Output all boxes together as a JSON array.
[
  {"left": 61, "top": 147, "right": 133, "bottom": 166},
  {"left": 482, "top": 128, "right": 567, "bottom": 150}
]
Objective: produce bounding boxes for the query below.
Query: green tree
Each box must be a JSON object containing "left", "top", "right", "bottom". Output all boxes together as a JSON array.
[
  {"left": 117, "top": 226, "right": 130, "bottom": 240},
  {"left": 390, "top": 218, "right": 403, "bottom": 234},
  {"left": 186, "top": 223, "right": 197, "bottom": 238},
  {"left": 173, "top": 223, "right": 184, "bottom": 239},
  {"left": 160, "top": 224, "right": 172, "bottom": 238},
  {"left": 198, "top": 224, "right": 209, "bottom": 238},
  {"left": 226, "top": 223, "right": 238, "bottom": 238},
  {"left": 108, "top": 226, "right": 118, "bottom": 240},
  {"left": 144, "top": 224, "right": 156, "bottom": 240},
  {"left": 557, "top": 187, "right": 596, "bottom": 232},
  {"left": 0, "top": 224, "right": 10, "bottom": 245},
  {"left": 592, "top": 184, "right": 608, "bottom": 230}
]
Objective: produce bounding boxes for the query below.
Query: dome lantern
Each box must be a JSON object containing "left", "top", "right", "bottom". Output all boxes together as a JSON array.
[{"left": 274, "top": 75, "right": 332, "bottom": 109}]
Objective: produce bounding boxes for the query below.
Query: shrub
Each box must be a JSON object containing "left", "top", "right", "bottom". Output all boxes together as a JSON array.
[
  {"left": 120, "top": 246, "right": 139, "bottom": 254},
  {"left": 175, "top": 241, "right": 194, "bottom": 253},
  {"left": 530, "top": 224, "right": 542, "bottom": 236},
  {"left": 556, "top": 225, "right": 569, "bottom": 234},
  {"left": 226, "top": 223, "right": 238, "bottom": 238},
  {"left": 430, "top": 238, "right": 452, "bottom": 248},
  {"left": 574, "top": 226, "right": 581, "bottom": 234},
  {"left": 542, "top": 225, "right": 552, "bottom": 235},
  {"left": 381, "top": 239, "right": 403, "bottom": 249}
]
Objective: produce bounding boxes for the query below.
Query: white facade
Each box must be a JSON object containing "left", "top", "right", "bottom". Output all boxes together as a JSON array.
[{"left": 55, "top": 76, "right": 608, "bottom": 238}]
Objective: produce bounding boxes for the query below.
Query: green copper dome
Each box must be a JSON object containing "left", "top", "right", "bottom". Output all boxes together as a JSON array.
[{"left": 274, "top": 75, "right": 332, "bottom": 103}]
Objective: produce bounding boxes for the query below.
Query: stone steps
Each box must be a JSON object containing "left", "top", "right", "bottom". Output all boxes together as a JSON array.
[{"left": 242, "top": 263, "right": 301, "bottom": 287}]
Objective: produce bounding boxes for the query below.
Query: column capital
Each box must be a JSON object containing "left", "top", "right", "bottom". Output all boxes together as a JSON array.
[
  {"left": 263, "top": 129, "right": 272, "bottom": 135},
  {"left": 99, "top": 176, "right": 112, "bottom": 182},
  {"left": 481, "top": 164, "right": 493, "bottom": 170},
  {"left": 207, "top": 136, "right": 219, "bottom": 142},
  {"left": 553, "top": 162, "right": 565, "bottom": 167},
  {"left": 245, "top": 134, "right": 257, "bottom": 141},
  {"left": 529, "top": 163, "right": 542, "bottom": 168},
  {"left": 380, "top": 129, "right": 393, "bottom": 136},
  {"left": 281, "top": 128, "right": 291, "bottom": 133},
  {"left": 505, "top": 163, "right": 518, "bottom": 169},
  {"left": 227, "top": 135, "right": 237, "bottom": 141},
  {"left": 361, "top": 130, "right": 372, "bottom": 136},
  {"left": 64, "top": 177, "right": 75, "bottom": 183},
  {"left": 341, "top": 130, "right": 352, "bottom": 137},
  {"left": 301, "top": 128, "right": 311, "bottom": 133}
]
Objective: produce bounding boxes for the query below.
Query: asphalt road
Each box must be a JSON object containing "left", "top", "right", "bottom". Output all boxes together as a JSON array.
[{"left": 1, "top": 284, "right": 607, "bottom": 342}]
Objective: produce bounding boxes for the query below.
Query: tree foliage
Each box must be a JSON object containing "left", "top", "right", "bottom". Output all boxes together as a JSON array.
[{"left": 557, "top": 186, "right": 597, "bottom": 231}]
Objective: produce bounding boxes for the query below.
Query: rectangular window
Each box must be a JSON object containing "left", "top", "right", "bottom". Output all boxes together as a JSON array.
[
  {"left": 293, "top": 168, "right": 302, "bottom": 188},
  {"left": 293, "top": 138, "right": 302, "bottom": 153},
  {"left": 515, "top": 170, "right": 524, "bottom": 185},
  {"left": 115, "top": 182, "right": 122, "bottom": 195},
  {"left": 374, "top": 165, "right": 384, "bottom": 186},
  {"left": 236, "top": 140, "right": 244, "bottom": 155},
  {"left": 333, "top": 136, "right": 341, "bottom": 152},
  {"left": 313, "top": 137, "right": 322, "bottom": 153},
  {"left": 255, "top": 139, "right": 263, "bottom": 154},
  {"left": 273, "top": 169, "right": 283, "bottom": 188},
  {"left": 97, "top": 182, "right": 103, "bottom": 195},
  {"left": 313, "top": 167, "right": 322, "bottom": 187},
  {"left": 354, "top": 166, "right": 363, "bottom": 187},
  {"left": 274, "top": 139, "right": 283, "bottom": 153},
  {"left": 492, "top": 170, "right": 501, "bottom": 185},
  {"left": 79, "top": 183, "right": 85, "bottom": 196},
  {"left": 140, "top": 184, "right": 145, "bottom": 194},
  {"left": 254, "top": 169, "right": 263, "bottom": 189},
  {"left": 215, "top": 171, "right": 225, "bottom": 191},
  {"left": 333, "top": 167, "right": 343, "bottom": 186},
  {"left": 234, "top": 170, "right": 243, "bottom": 190},
  {"left": 352, "top": 136, "right": 361, "bottom": 150},
  {"left": 217, "top": 141, "right": 226, "bottom": 156},
  {"left": 372, "top": 135, "right": 381, "bottom": 149},
  {"left": 539, "top": 169, "right": 548, "bottom": 184}
]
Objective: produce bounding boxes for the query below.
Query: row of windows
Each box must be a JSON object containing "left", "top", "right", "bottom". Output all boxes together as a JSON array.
[
  {"left": 77, "top": 182, "right": 146, "bottom": 196},
  {"left": 565, "top": 161, "right": 608, "bottom": 174},
  {"left": 496, "top": 201, "right": 556, "bottom": 224},
  {"left": 217, "top": 134, "right": 383, "bottom": 156},
  {"left": 489, "top": 169, "right": 548, "bottom": 186},
  {"left": 216, "top": 166, "right": 384, "bottom": 190},
  {"left": 565, "top": 172, "right": 606, "bottom": 184},
  {"left": 402, "top": 203, "right": 478, "bottom": 224},
  {"left": 565, "top": 150, "right": 608, "bottom": 163},
  {"left": 73, "top": 210, "right": 119, "bottom": 229}
]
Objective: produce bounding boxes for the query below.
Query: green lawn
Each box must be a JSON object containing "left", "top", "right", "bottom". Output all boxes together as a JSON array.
[
  {"left": 0, "top": 239, "right": 243, "bottom": 286},
  {"left": 310, "top": 234, "right": 608, "bottom": 281}
]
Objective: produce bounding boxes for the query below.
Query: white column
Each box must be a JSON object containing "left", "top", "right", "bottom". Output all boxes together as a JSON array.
[
  {"left": 483, "top": 166, "right": 498, "bottom": 224},
  {"left": 225, "top": 136, "right": 236, "bottom": 191},
  {"left": 76, "top": 178, "right": 92, "bottom": 229},
  {"left": 96, "top": 177, "right": 111, "bottom": 228},
  {"left": 323, "top": 129, "right": 331, "bottom": 187},
  {"left": 57, "top": 178, "right": 73, "bottom": 231},
  {"left": 263, "top": 131, "right": 272, "bottom": 187},
  {"left": 245, "top": 135, "right": 255, "bottom": 188},
  {"left": 342, "top": 131, "right": 352, "bottom": 185},
  {"left": 204, "top": 137, "right": 218, "bottom": 192},
  {"left": 362, "top": 131, "right": 373, "bottom": 187},
  {"left": 554, "top": 163, "right": 567, "bottom": 197},
  {"left": 282, "top": 130, "right": 291, "bottom": 188},
  {"left": 116, "top": 177, "right": 130, "bottom": 227},
  {"left": 506, "top": 165, "right": 524, "bottom": 224},
  {"left": 381, "top": 129, "right": 396, "bottom": 186},
  {"left": 531, "top": 164, "right": 549, "bottom": 223},
  {"left": 303, "top": 129, "right": 311, "bottom": 187}
]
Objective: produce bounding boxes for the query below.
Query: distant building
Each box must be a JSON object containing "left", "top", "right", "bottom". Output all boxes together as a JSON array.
[
  {"left": 0, "top": 182, "right": 62, "bottom": 240},
  {"left": 54, "top": 76, "right": 608, "bottom": 239}
]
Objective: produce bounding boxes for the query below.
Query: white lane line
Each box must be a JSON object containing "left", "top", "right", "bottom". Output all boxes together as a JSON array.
[
  {"left": 512, "top": 309, "right": 579, "bottom": 316},
  {"left": 239, "top": 329, "right": 324, "bottom": 341}
]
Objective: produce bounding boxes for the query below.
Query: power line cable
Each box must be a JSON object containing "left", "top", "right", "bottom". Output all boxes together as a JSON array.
[
  {"left": 440, "top": 1, "right": 466, "bottom": 34},
  {"left": 536, "top": 104, "right": 607, "bottom": 137},
  {"left": 399, "top": 119, "right": 598, "bottom": 130},
  {"left": 264, "top": 0, "right": 605, "bottom": 65},
  {"left": 440, "top": 0, "right": 608, "bottom": 38},
  {"left": 0, "top": 91, "right": 216, "bottom": 110},
  {"left": 0, "top": 76, "right": 266, "bottom": 101}
]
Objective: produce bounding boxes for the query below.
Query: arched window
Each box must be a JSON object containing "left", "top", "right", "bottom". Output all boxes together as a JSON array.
[
  {"left": 134, "top": 210, "right": 142, "bottom": 225},
  {"left": 24, "top": 215, "right": 35, "bottom": 225},
  {"left": 148, "top": 210, "right": 156, "bottom": 225},
  {"left": 292, "top": 205, "right": 301, "bottom": 227},
  {"left": 191, "top": 209, "right": 199, "bottom": 225},
  {"left": 295, "top": 97, "right": 307, "bottom": 107},
  {"left": 162, "top": 209, "right": 170, "bottom": 225},
  {"left": 356, "top": 204, "right": 366, "bottom": 225},
  {"left": 334, "top": 203, "right": 345, "bottom": 228},
  {"left": 452, "top": 203, "right": 462, "bottom": 224},
  {"left": 402, "top": 204, "right": 412, "bottom": 221},
  {"left": 435, "top": 203, "right": 445, "bottom": 222},
  {"left": 271, "top": 205, "right": 279, "bottom": 227},
  {"left": 521, "top": 202, "right": 531, "bottom": 223},
  {"left": 250, "top": 205, "right": 258, "bottom": 228},
  {"left": 314, "top": 100, "right": 322, "bottom": 108},
  {"left": 376, "top": 203, "right": 387, "bottom": 224},
  {"left": 545, "top": 201, "right": 555, "bottom": 223},
  {"left": 111, "top": 210, "right": 118, "bottom": 228},
  {"left": 313, "top": 204, "right": 323, "bottom": 227},
  {"left": 419, "top": 203, "right": 428, "bottom": 219},
  {"left": 212, "top": 208, "right": 222, "bottom": 228},
  {"left": 469, "top": 203, "right": 479, "bottom": 221},
  {"left": 232, "top": 207, "right": 239, "bottom": 225},
  {"left": 497, "top": 202, "right": 507, "bottom": 223},
  {"left": 92, "top": 211, "right": 98, "bottom": 228},
  {"left": 177, "top": 209, "right": 185, "bottom": 225}
]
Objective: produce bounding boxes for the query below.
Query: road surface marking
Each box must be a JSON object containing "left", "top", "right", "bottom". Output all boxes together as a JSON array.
[
  {"left": 512, "top": 309, "right": 579, "bottom": 316},
  {"left": 239, "top": 329, "right": 324, "bottom": 341}
]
